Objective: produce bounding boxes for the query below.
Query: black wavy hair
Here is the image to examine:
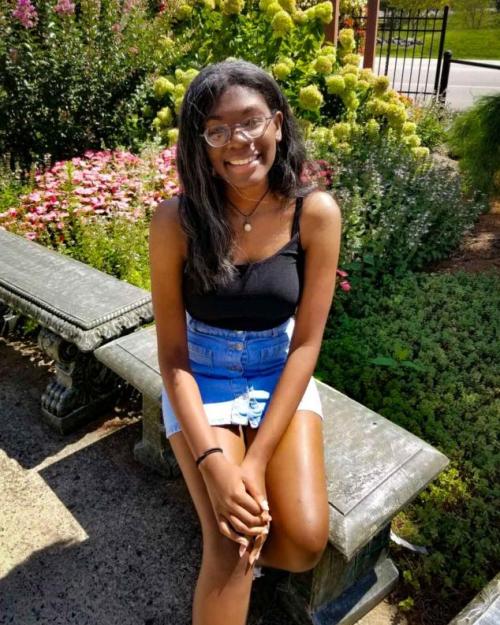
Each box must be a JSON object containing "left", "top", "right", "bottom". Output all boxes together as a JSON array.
[{"left": 176, "top": 59, "right": 316, "bottom": 293}]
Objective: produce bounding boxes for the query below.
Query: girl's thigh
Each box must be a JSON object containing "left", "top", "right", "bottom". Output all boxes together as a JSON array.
[
  {"left": 244, "top": 409, "right": 329, "bottom": 551},
  {"left": 168, "top": 424, "right": 246, "bottom": 544}
]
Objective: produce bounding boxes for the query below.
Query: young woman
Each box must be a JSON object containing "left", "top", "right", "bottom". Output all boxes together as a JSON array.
[{"left": 149, "top": 59, "right": 341, "bottom": 625}]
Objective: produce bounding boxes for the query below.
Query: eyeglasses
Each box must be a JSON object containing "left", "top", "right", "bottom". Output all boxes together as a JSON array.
[{"left": 201, "top": 110, "right": 278, "bottom": 148}]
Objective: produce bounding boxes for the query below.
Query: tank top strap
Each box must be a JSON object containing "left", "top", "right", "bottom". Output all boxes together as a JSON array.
[{"left": 291, "top": 196, "right": 303, "bottom": 238}]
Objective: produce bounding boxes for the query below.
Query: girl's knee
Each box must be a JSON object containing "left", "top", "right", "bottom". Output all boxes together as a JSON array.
[
  {"left": 203, "top": 532, "right": 242, "bottom": 565},
  {"left": 263, "top": 521, "right": 329, "bottom": 573},
  {"left": 200, "top": 534, "right": 254, "bottom": 586}
]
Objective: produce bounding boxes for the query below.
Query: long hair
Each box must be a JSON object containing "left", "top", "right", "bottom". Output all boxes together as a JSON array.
[{"left": 176, "top": 59, "right": 316, "bottom": 293}]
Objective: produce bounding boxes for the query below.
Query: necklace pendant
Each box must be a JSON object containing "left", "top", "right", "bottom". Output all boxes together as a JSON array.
[{"left": 244, "top": 222, "right": 252, "bottom": 232}]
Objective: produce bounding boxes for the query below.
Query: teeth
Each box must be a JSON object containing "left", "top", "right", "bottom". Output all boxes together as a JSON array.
[{"left": 228, "top": 155, "right": 258, "bottom": 166}]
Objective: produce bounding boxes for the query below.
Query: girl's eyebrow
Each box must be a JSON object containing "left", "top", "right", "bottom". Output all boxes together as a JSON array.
[{"left": 206, "top": 106, "right": 264, "bottom": 122}]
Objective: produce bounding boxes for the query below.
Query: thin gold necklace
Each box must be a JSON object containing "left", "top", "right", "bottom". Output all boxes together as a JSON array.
[{"left": 226, "top": 187, "right": 270, "bottom": 232}]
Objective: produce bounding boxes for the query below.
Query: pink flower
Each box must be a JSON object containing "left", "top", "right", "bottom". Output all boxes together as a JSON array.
[
  {"left": 54, "top": 0, "right": 75, "bottom": 15},
  {"left": 26, "top": 232, "right": 37, "bottom": 240},
  {"left": 123, "top": 0, "right": 137, "bottom": 12},
  {"left": 12, "top": 0, "right": 38, "bottom": 28},
  {"left": 336, "top": 269, "right": 348, "bottom": 278},
  {"left": 1, "top": 147, "right": 181, "bottom": 235},
  {"left": 340, "top": 280, "right": 351, "bottom": 292}
]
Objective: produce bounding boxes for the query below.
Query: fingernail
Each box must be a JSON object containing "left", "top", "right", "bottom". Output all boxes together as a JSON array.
[
  {"left": 239, "top": 544, "right": 247, "bottom": 558},
  {"left": 261, "top": 499, "right": 269, "bottom": 511}
]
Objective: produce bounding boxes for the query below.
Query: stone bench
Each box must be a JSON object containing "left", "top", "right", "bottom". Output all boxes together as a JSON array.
[
  {"left": 94, "top": 324, "right": 449, "bottom": 625},
  {"left": 447, "top": 572, "right": 500, "bottom": 625},
  {"left": 0, "top": 228, "right": 153, "bottom": 433}
]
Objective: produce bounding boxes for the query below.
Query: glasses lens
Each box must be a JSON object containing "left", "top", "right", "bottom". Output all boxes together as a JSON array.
[
  {"left": 204, "top": 114, "right": 273, "bottom": 147},
  {"left": 205, "top": 126, "right": 229, "bottom": 147},
  {"left": 241, "top": 116, "right": 268, "bottom": 138}
]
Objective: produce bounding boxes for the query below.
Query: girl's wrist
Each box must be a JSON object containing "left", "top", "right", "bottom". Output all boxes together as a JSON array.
[
  {"left": 243, "top": 448, "right": 269, "bottom": 469},
  {"left": 198, "top": 449, "right": 227, "bottom": 475},
  {"left": 196, "top": 446, "right": 223, "bottom": 468}
]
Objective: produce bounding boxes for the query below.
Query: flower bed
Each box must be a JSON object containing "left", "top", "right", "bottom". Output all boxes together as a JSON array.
[{"left": 0, "top": 147, "right": 179, "bottom": 246}]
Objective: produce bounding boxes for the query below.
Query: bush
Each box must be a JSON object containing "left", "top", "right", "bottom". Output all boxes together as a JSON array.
[
  {"left": 313, "top": 133, "right": 487, "bottom": 282},
  {"left": 60, "top": 212, "right": 153, "bottom": 289},
  {"left": 0, "top": 153, "right": 35, "bottom": 215},
  {"left": 0, "top": 145, "right": 179, "bottom": 251},
  {"left": 316, "top": 269, "right": 500, "bottom": 621},
  {"left": 407, "top": 97, "right": 456, "bottom": 152},
  {"left": 446, "top": 93, "right": 500, "bottom": 198},
  {"left": 123, "top": 1, "right": 422, "bottom": 152},
  {"left": 0, "top": 0, "right": 178, "bottom": 169}
]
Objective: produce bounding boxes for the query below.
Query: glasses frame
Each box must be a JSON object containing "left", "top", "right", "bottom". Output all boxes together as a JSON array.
[{"left": 201, "top": 109, "right": 279, "bottom": 148}]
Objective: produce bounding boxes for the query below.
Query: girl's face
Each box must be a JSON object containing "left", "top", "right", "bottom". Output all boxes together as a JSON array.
[{"left": 203, "top": 85, "right": 283, "bottom": 192}]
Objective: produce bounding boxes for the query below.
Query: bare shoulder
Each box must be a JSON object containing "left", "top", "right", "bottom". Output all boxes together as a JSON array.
[
  {"left": 300, "top": 189, "right": 342, "bottom": 250},
  {"left": 151, "top": 196, "right": 181, "bottom": 228},
  {"left": 149, "top": 196, "right": 187, "bottom": 260}
]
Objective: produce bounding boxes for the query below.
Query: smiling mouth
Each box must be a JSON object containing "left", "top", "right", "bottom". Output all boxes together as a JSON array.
[{"left": 225, "top": 154, "right": 260, "bottom": 166}]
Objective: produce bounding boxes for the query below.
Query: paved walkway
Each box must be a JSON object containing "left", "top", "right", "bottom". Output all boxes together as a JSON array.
[
  {"left": 382, "top": 57, "right": 500, "bottom": 111},
  {"left": 0, "top": 334, "right": 406, "bottom": 625}
]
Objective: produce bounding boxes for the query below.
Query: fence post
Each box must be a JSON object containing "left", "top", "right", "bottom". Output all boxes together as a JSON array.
[
  {"left": 433, "top": 5, "right": 450, "bottom": 95},
  {"left": 438, "top": 50, "right": 452, "bottom": 104},
  {"left": 363, "top": 0, "right": 380, "bottom": 68},
  {"left": 324, "top": 0, "right": 340, "bottom": 45}
]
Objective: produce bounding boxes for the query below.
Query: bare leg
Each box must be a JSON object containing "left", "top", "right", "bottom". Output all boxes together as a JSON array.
[
  {"left": 168, "top": 425, "right": 255, "bottom": 625},
  {"left": 245, "top": 410, "right": 329, "bottom": 573}
]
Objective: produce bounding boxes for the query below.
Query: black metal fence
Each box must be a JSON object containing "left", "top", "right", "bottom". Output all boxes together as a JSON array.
[
  {"left": 438, "top": 52, "right": 500, "bottom": 103},
  {"left": 344, "top": 6, "right": 449, "bottom": 102}
]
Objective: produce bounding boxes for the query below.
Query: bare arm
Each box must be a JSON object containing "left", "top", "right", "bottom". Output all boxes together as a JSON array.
[
  {"left": 149, "top": 198, "right": 221, "bottom": 460},
  {"left": 244, "top": 190, "right": 342, "bottom": 465},
  {"left": 149, "top": 198, "right": 270, "bottom": 541}
]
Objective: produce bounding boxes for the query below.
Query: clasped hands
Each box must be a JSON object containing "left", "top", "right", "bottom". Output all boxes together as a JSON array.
[{"left": 199, "top": 453, "right": 271, "bottom": 567}]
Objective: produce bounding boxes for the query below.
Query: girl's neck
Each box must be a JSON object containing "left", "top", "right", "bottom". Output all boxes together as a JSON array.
[{"left": 224, "top": 181, "right": 275, "bottom": 212}]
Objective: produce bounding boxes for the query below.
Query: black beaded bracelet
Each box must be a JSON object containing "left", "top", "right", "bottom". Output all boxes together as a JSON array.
[{"left": 196, "top": 447, "right": 223, "bottom": 468}]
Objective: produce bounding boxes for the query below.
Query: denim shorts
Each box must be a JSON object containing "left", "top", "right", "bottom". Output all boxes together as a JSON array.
[{"left": 161, "top": 312, "right": 324, "bottom": 439}]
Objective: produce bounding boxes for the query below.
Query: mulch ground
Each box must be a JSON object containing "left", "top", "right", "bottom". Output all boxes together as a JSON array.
[{"left": 425, "top": 200, "right": 500, "bottom": 275}]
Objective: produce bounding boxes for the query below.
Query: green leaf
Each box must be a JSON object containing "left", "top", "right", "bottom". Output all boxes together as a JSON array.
[{"left": 369, "top": 356, "right": 399, "bottom": 367}]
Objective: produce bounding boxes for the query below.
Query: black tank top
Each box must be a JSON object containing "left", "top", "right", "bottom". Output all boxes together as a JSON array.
[{"left": 182, "top": 196, "right": 305, "bottom": 330}]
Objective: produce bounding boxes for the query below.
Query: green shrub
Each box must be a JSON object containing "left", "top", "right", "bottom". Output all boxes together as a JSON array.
[
  {"left": 315, "top": 133, "right": 487, "bottom": 281},
  {"left": 0, "top": 154, "right": 35, "bottom": 214},
  {"left": 316, "top": 269, "right": 500, "bottom": 621},
  {"left": 59, "top": 212, "right": 151, "bottom": 289},
  {"left": 407, "top": 97, "right": 456, "bottom": 152},
  {"left": 124, "top": 1, "right": 424, "bottom": 153},
  {"left": 446, "top": 93, "right": 500, "bottom": 197},
  {"left": 0, "top": 0, "right": 178, "bottom": 169}
]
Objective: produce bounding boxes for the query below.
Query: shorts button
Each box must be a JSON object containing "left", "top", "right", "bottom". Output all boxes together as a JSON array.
[{"left": 234, "top": 343, "right": 244, "bottom": 351}]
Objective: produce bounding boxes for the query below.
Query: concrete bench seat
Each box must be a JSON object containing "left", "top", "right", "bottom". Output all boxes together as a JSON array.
[
  {"left": 95, "top": 324, "right": 449, "bottom": 625},
  {"left": 448, "top": 572, "right": 500, "bottom": 625},
  {"left": 0, "top": 228, "right": 153, "bottom": 433}
]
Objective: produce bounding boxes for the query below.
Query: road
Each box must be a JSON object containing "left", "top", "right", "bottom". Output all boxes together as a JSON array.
[{"left": 371, "top": 57, "right": 500, "bottom": 110}]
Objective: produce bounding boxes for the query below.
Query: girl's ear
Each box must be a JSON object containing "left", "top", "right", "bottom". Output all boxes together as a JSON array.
[{"left": 275, "top": 110, "right": 283, "bottom": 142}]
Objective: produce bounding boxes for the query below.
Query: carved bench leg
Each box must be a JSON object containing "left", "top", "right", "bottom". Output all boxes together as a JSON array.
[
  {"left": 38, "top": 327, "right": 121, "bottom": 434},
  {"left": 0, "top": 303, "right": 22, "bottom": 336},
  {"left": 276, "top": 523, "right": 399, "bottom": 625},
  {"left": 133, "top": 394, "right": 180, "bottom": 479}
]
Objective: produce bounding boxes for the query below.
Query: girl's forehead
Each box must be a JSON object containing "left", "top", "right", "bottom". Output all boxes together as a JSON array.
[{"left": 207, "top": 85, "right": 270, "bottom": 120}]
